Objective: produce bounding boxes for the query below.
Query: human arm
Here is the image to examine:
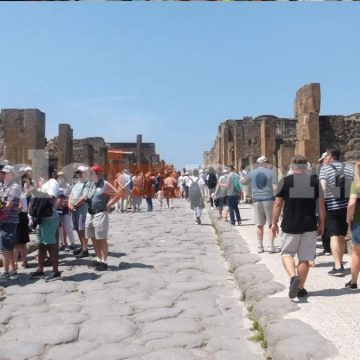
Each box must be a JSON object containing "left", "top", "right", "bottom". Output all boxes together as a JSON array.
[
  {"left": 347, "top": 183, "right": 359, "bottom": 228},
  {"left": 317, "top": 198, "right": 326, "bottom": 236},
  {"left": 105, "top": 181, "right": 122, "bottom": 209},
  {"left": 271, "top": 197, "right": 283, "bottom": 238}
]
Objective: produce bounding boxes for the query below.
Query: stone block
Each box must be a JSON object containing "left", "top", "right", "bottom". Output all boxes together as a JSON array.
[
  {"left": 294, "top": 83, "right": 321, "bottom": 117},
  {"left": 296, "top": 112, "right": 320, "bottom": 141},
  {"left": 295, "top": 139, "right": 320, "bottom": 165}
]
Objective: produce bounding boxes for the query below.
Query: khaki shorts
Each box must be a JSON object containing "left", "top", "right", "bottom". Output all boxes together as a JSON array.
[
  {"left": 281, "top": 231, "right": 317, "bottom": 261},
  {"left": 85, "top": 212, "right": 109, "bottom": 240},
  {"left": 253, "top": 200, "right": 274, "bottom": 226}
]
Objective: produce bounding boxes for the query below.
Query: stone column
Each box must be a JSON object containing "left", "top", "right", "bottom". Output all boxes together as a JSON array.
[
  {"left": 294, "top": 83, "right": 321, "bottom": 164},
  {"left": 58, "top": 124, "right": 73, "bottom": 171},
  {"left": 278, "top": 143, "right": 295, "bottom": 179},
  {"left": 260, "top": 118, "right": 276, "bottom": 161},
  {"left": 220, "top": 123, "right": 229, "bottom": 166},
  {"left": 136, "top": 134, "right": 142, "bottom": 170}
]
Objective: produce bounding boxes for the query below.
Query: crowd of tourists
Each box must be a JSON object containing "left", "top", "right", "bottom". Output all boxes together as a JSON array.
[{"left": 1, "top": 147, "right": 360, "bottom": 300}]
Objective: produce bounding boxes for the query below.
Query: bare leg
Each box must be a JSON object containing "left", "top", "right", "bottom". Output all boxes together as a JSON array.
[
  {"left": 351, "top": 245, "right": 360, "bottom": 284},
  {"left": 282, "top": 255, "right": 297, "bottom": 278},
  {"left": 37, "top": 244, "right": 47, "bottom": 272},
  {"left": 91, "top": 238, "right": 101, "bottom": 260},
  {"left": 331, "top": 235, "right": 346, "bottom": 269},
  {"left": 47, "top": 244, "right": 59, "bottom": 272},
  {"left": 297, "top": 261, "right": 310, "bottom": 289},
  {"left": 96, "top": 239, "right": 108, "bottom": 262}
]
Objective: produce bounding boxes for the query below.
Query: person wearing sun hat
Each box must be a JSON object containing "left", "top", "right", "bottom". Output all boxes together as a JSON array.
[
  {"left": 0, "top": 165, "right": 21, "bottom": 280},
  {"left": 85, "top": 165, "right": 122, "bottom": 271}
]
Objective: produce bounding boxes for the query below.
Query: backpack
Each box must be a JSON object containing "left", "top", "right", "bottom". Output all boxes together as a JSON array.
[
  {"left": 233, "top": 174, "right": 242, "bottom": 193},
  {"left": 189, "top": 178, "right": 202, "bottom": 201},
  {"left": 29, "top": 191, "right": 53, "bottom": 227},
  {"left": 330, "top": 164, "right": 349, "bottom": 199},
  {"left": 207, "top": 173, "right": 217, "bottom": 189}
]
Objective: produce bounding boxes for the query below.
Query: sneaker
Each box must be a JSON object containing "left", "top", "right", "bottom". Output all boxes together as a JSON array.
[
  {"left": 9, "top": 271, "right": 19, "bottom": 280},
  {"left": 69, "top": 244, "right": 76, "bottom": 251},
  {"left": 297, "top": 288, "right": 309, "bottom": 298},
  {"left": 0, "top": 272, "right": 10, "bottom": 280},
  {"left": 95, "top": 262, "right": 108, "bottom": 271},
  {"left": 46, "top": 271, "right": 62, "bottom": 282},
  {"left": 257, "top": 247, "right": 265, "bottom": 254},
  {"left": 30, "top": 270, "right": 45, "bottom": 279},
  {"left": 196, "top": 216, "right": 201, "bottom": 225},
  {"left": 268, "top": 245, "right": 276, "bottom": 254},
  {"left": 289, "top": 276, "right": 300, "bottom": 299},
  {"left": 76, "top": 250, "right": 89, "bottom": 258},
  {"left": 73, "top": 247, "right": 82, "bottom": 256},
  {"left": 237, "top": 221, "right": 242, "bottom": 226},
  {"left": 328, "top": 266, "right": 345, "bottom": 277},
  {"left": 345, "top": 281, "right": 358, "bottom": 290}
]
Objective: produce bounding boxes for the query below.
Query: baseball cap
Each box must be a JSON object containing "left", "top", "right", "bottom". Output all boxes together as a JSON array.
[
  {"left": 25, "top": 167, "right": 32, "bottom": 172},
  {"left": 77, "top": 165, "right": 89, "bottom": 172},
  {"left": 91, "top": 165, "right": 102, "bottom": 173},
  {"left": 57, "top": 171, "right": 65, "bottom": 177},
  {"left": 1, "top": 165, "right": 16, "bottom": 174},
  {"left": 257, "top": 156, "right": 268, "bottom": 164},
  {"left": 318, "top": 152, "right": 328, "bottom": 162}
]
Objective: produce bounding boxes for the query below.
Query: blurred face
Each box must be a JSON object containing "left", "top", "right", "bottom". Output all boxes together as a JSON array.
[
  {"left": 323, "top": 153, "right": 331, "bottom": 165},
  {"left": 38, "top": 178, "right": 45, "bottom": 188},
  {"left": 90, "top": 171, "right": 101, "bottom": 181},
  {"left": 4, "top": 172, "right": 15, "bottom": 184}
]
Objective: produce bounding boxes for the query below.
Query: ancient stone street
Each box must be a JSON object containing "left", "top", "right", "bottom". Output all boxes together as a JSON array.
[{"left": 0, "top": 200, "right": 262, "bottom": 360}]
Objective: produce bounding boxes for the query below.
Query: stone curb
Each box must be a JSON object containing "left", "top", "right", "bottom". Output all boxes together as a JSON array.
[{"left": 208, "top": 210, "right": 337, "bottom": 360}]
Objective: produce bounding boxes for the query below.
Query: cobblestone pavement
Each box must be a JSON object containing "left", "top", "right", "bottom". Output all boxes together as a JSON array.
[
  {"left": 234, "top": 203, "right": 360, "bottom": 360},
  {"left": 0, "top": 200, "right": 263, "bottom": 360}
]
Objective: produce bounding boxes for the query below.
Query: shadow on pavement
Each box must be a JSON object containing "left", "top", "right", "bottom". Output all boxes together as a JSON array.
[
  {"left": 118, "top": 262, "right": 154, "bottom": 270},
  {"left": 61, "top": 272, "right": 101, "bottom": 282},
  {"left": 309, "top": 288, "right": 360, "bottom": 297},
  {"left": 314, "top": 261, "right": 348, "bottom": 268}
]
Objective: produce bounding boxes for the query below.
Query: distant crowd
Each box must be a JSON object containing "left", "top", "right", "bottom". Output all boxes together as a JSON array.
[{"left": 1, "top": 147, "right": 360, "bottom": 299}]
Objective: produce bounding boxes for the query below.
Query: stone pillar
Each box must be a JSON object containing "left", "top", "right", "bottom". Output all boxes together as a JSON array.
[
  {"left": 1, "top": 109, "right": 45, "bottom": 178},
  {"left": 278, "top": 143, "right": 295, "bottom": 179},
  {"left": 294, "top": 83, "right": 321, "bottom": 164},
  {"left": 220, "top": 123, "right": 229, "bottom": 166},
  {"left": 260, "top": 118, "right": 276, "bottom": 161},
  {"left": 136, "top": 134, "right": 142, "bottom": 170},
  {"left": 233, "top": 123, "right": 239, "bottom": 171},
  {"left": 58, "top": 124, "right": 73, "bottom": 171}
]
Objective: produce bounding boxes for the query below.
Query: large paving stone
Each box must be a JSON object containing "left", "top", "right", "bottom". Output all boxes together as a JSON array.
[
  {"left": 79, "top": 317, "right": 137, "bottom": 343},
  {"left": 142, "top": 349, "right": 199, "bottom": 360},
  {"left": 0, "top": 324, "right": 79, "bottom": 345},
  {"left": 0, "top": 341, "right": 45, "bottom": 360},
  {"left": 45, "top": 341, "right": 98, "bottom": 360},
  {"left": 142, "top": 318, "right": 203, "bottom": 334}
]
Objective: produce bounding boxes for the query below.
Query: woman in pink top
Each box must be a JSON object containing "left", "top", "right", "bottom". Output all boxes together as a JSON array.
[{"left": 163, "top": 172, "right": 177, "bottom": 209}]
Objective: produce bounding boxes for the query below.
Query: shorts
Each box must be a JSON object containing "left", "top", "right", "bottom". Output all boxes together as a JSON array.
[
  {"left": 73, "top": 211, "right": 87, "bottom": 232},
  {"left": 0, "top": 223, "right": 18, "bottom": 251},
  {"left": 85, "top": 211, "right": 109, "bottom": 240},
  {"left": 36, "top": 216, "right": 60, "bottom": 245},
  {"left": 326, "top": 208, "right": 348, "bottom": 237},
  {"left": 253, "top": 200, "right": 274, "bottom": 226},
  {"left": 281, "top": 231, "right": 317, "bottom": 261},
  {"left": 217, "top": 196, "right": 228, "bottom": 208},
  {"left": 351, "top": 223, "right": 360, "bottom": 246}
]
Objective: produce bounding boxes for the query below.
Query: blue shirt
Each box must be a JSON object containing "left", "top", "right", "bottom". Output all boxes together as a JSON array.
[{"left": 244, "top": 166, "right": 277, "bottom": 202}]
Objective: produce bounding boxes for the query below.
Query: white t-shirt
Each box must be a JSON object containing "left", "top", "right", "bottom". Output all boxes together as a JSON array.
[
  {"left": 20, "top": 193, "right": 28, "bottom": 213},
  {"left": 41, "top": 179, "right": 60, "bottom": 198}
]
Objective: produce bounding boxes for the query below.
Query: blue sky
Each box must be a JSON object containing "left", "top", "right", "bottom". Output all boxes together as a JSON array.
[{"left": 0, "top": 3, "right": 359, "bottom": 169}]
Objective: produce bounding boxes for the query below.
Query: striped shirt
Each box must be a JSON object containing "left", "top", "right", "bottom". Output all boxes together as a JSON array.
[{"left": 319, "top": 161, "right": 354, "bottom": 211}]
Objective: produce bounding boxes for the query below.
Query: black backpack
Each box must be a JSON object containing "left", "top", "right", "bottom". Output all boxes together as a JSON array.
[
  {"left": 330, "top": 164, "right": 349, "bottom": 200},
  {"left": 206, "top": 173, "right": 217, "bottom": 189},
  {"left": 29, "top": 191, "right": 53, "bottom": 227}
]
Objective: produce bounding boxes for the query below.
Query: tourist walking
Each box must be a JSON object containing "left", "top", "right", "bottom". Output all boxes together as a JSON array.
[
  {"left": 188, "top": 169, "right": 205, "bottom": 225},
  {"left": 131, "top": 172, "right": 144, "bottom": 212},
  {"left": 225, "top": 165, "right": 242, "bottom": 226},
  {"left": 241, "top": 156, "right": 277, "bottom": 253},
  {"left": 115, "top": 169, "right": 132, "bottom": 213},
  {"left": 143, "top": 172, "right": 154, "bottom": 212},
  {"left": 85, "top": 166, "right": 121, "bottom": 271},
  {"left": 206, "top": 167, "right": 218, "bottom": 210},
  {"left": 14, "top": 191, "right": 30, "bottom": 269},
  {"left": 0, "top": 165, "right": 21, "bottom": 280},
  {"left": 345, "top": 160, "right": 360, "bottom": 290},
  {"left": 213, "top": 169, "right": 229, "bottom": 221},
  {"left": 240, "top": 166, "right": 248, "bottom": 204},
  {"left": 319, "top": 147, "right": 354, "bottom": 276},
  {"left": 163, "top": 172, "right": 177, "bottom": 209},
  {"left": 68, "top": 166, "right": 91, "bottom": 258},
  {"left": 272, "top": 156, "right": 325, "bottom": 299}
]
